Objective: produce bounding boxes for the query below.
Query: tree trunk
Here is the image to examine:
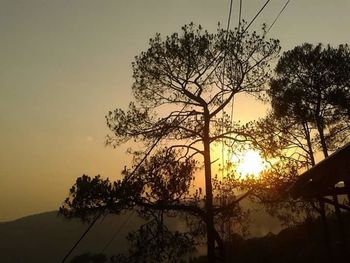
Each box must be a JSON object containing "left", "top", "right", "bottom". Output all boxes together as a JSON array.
[
  {"left": 315, "top": 116, "right": 328, "bottom": 158},
  {"left": 303, "top": 121, "right": 316, "bottom": 166},
  {"left": 314, "top": 91, "right": 328, "bottom": 158},
  {"left": 203, "top": 110, "right": 216, "bottom": 263}
]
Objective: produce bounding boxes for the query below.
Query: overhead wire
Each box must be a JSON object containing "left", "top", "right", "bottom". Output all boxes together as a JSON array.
[
  {"left": 222, "top": 0, "right": 292, "bottom": 175},
  {"left": 60, "top": 104, "right": 189, "bottom": 262},
  {"left": 61, "top": 1, "right": 291, "bottom": 260},
  {"left": 230, "top": 0, "right": 242, "bottom": 133},
  {"left": 222, "top": 0, "right": 272, "bottom": 178},
  {"left": 226, "top": 0, "right": 235, "bottom": 31},
  {"left": 100, "top": 211, "right": 135, "bottom": 254},
  {"left": 226, "top": 0, "right": 291, "bottom": 159},
  {"left": 221, "top": 0, "right": 235, "bottom": 179},
  {"left": 238, "top": 0, "right": 242, "bottom": 31},
  {"left": 201, "top": 0, "right": 271, "bottom": 86},
  {"left": 227, "top": 0, "right": 242, "bottom": 159},
  {"left": 61, "top": 213, "right": 101, "bottom": 263},
  {"left": 266, "top": 0, "right": 291, "bottom": 34},
  {"left": 244, "top": 0, "right": 271, "bottom": 32}
]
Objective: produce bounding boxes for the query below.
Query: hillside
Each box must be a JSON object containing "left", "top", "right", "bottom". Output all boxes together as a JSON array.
[
  {"left": 4, "top": 210, "right": 346, "bottom": 263},
  {"left": 0, "top": 211, "right": 144, "bottom": 263}
]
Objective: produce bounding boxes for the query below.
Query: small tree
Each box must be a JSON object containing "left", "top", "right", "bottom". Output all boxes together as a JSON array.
[
  {"left": 61, "top": 23, "right": 280, "bottom": 262},
  {"left": 114, "top": 214, "right": 195, "bottom": 263}
]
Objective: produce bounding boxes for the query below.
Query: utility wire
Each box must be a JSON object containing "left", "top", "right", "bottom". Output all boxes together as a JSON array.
[
  {"left": 61, "top": 1, "right": 284, "bottom": 259},
  {"left": 100, "top": 211, "right": 134, "bottom": 254},
  {"left": 245, "top": 0, "right": 271, "bottom": 32},
  {"left": 238, "top": 0, "right": 242, "bottom": 31},
  {"left": 201, "top": 0, "right": 271, "bottom": 85},
  {"left": 61, "top": 213, "right": 102, "bottom": 263},
  {"left": 222, "top": 0, "right": 271, "bottom": 178},
  {"left": 230, "top": 0, "right": 242, "bottom": 127},
  {"left": 226, "top": 0, "right": 235, "bottom": 33},
  {"left": 221, "top": 0, "right": 235, "bottom": 179},
  {"left": 221, "top": 0, "right": 271, "bottom": 176},
  {"left": 125, "top": 104, "right": 189, "bottom": 181},
  {"left": 206, "top": 0, "right": 271, "bottom": 90},
  {"left": 60, "top": 104, "right": 188, "bottom": 262},
  {"left": 266, "top": 0, "right": 291, "bottom": 34}
]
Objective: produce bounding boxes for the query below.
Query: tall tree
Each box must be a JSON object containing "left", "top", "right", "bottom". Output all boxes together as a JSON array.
[
  {"left": 269, "top": 43, "right": 350, "bottom": 158},
  {"left": 250, "top": 43, "right": 350, "bottom": 226},
  {"left": 61, "top": 23, "right": 280, "bottom": 262}
]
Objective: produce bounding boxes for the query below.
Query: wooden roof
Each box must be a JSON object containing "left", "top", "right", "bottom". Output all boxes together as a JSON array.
[{"left": 291, "top": 142, "right": 350, "bottom": 199}]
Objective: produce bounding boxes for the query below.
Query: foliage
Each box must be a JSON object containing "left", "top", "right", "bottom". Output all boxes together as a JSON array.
[
  {"left": 106, "top": 22, "right": 280, "bottom": 149},
  {"left": 250, "top": 43, "right": 350, "bottom": 226},
  {"left": 61, "top": 22, "right": 280, "bottom": 262},
  {"left": 114, "top": 214, "right": 195, "bottom": 263},
  {"left": 269, "top": 43, "right": 350, "bottom": 154},
  {"left": 60, "top": 174, "right": 141, "bottom": 221},
  {"left": 60, "top": 150, "right": 197, "bottom": 220}
]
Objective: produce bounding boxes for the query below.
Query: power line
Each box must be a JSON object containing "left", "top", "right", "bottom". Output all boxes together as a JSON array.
[
  {"left": 61, "top": 1, "right": 286, "bottom": 259},
  {"left": 267, "top": 0, "right": 291, "bottom": 34},
  {"left": 61, "top": 213, "right": 102, "bottom": 263},
  {"left": 226, "top": 0, "right": 235, "bottom": 33},
  {"left": 201, "top": 0, "right": 271, "bottom": 85},
  {"left": 222, "top": 0, "right": 271, "bottom": 178},
  {"left": 100, "top": 211, "right": 134, "bottom": 254},
  {"left": 60, "top": 104, "right": 189, "bottom": 262},
  {"left": 238, "top": 0, "right": 242, "bottom": 32},
  {"left": 124, "top": 103, "right": 189, "bottom": 181},
  {"left": 244, "top": 0, "right": 271, "bottom": 32},
  {"left": 230, "top": 0, "right": 242, "bottom": 126},
  {"left": 221, "top": 0, "right": 235, "bottom": 179}
]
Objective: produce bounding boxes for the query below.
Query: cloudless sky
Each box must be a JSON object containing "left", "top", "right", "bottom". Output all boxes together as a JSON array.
[{"left": 1, "top": 0, "right": 350, "bottom": 222}]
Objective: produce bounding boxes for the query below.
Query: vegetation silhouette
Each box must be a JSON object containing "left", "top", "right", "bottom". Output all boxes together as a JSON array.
[
  {"left": 60, "top": 22, "right": 281, "bottom": 262},
  {"left": 242, "top": 43, "right": 350, "bottom": 263},
  {"left": 270, "top": 43, "right": 350, "bottom": 158},
  {"left": 249, "top": 43, "right": 350, "bottom": 228},
  {"left": 60, "top": 25, "right": 350, "bottom": 263},
  {"left": 191, "top": 212, "right": 350, "bottom": 263},
  {"left": 3, "top": 210, "right": 350, "bottom": 263}
]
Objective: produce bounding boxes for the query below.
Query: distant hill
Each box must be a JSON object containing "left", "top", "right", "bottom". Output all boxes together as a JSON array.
[
  {"left": 0, "top": 203, "right": 283, "bottom": 262},
  {"left": 4, "top": 210, "right": 350, "bottom": 263},
  {"left": 0, "top": 211, "right": 145, "bottom": 263}
]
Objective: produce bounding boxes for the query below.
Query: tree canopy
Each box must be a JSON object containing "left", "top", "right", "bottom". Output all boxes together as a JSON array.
[
  {"left": 250, "top": 43, "right": 350, "bottom": 227},
  {"left": 60, "top": 27, "right": 350, "bottom": 263},
  {"left": 269, "top": 43, "right": 350, "bottom": 157},
  {"left": 61, "top": 23, "right": 281, "bottom": 262}
]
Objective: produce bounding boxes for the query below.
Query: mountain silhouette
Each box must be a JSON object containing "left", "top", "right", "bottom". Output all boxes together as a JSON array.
[{"left": 0, "top": 211, "right": 143, "bottom": 263}]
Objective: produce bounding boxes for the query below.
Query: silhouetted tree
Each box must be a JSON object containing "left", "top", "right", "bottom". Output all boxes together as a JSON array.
[
  {"left": 250, "top": 43, "right": 350, "bottom": 225},
  {"left": 61, "top": 23, "right": 280, "bottom": 262},
  {"left": 269, "top": 43, "right": 350, "bottom": 157},
  {"left": 114, "top": 213, "right": 195, "bottom": 263}
]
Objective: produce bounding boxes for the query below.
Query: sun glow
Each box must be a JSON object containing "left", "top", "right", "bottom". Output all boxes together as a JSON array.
[{"left": 234, "top": 150, "right": 266, "bottom": 178}]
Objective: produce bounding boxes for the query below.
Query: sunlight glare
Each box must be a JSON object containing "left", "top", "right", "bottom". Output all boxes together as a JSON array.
[{"left": 235, "top": 150, "right": 265, "bottom": 178}]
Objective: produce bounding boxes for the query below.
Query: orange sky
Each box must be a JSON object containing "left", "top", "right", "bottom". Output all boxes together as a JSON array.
[{"left": 1, "top": 0, "right": 350, "bottom": 222}]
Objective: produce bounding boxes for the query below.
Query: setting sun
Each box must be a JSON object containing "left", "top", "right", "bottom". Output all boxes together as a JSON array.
[{"left": 235, "top": 150, "right": 265, "bottom": 178}]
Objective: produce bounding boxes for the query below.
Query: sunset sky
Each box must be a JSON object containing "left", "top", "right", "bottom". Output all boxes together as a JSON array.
[{"left": 1, "top": 0, "right": 350, "bottom": 222}]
